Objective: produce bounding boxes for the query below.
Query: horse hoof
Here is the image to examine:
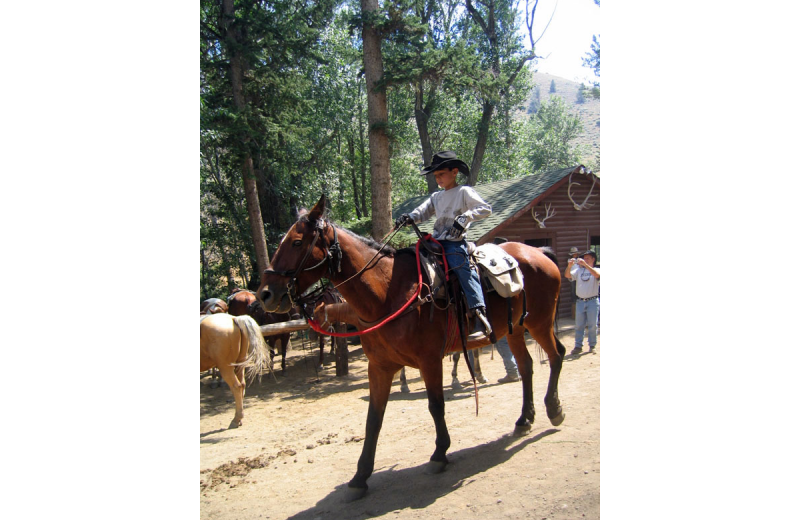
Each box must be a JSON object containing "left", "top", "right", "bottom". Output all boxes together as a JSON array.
[
  {"left": 514, "top": 422, "right": 532, "bottom": 435},
  {"left": 400, "top": 384, "right": 410, "bottom": 393},
  {"left": 549, "top": 411, "right": 565, "bottom": 426},
  {"left": 228, "top": 420, "right": 241, "bottom": 429},
  {"left": 425, "top": 460, "right": 448, "bottom": 474},
  {"left": 451, "top": 379, "right": 462, "bottom": 390},
  {"left": 344, "top": 486, "right": 367, "bottom": 502}
]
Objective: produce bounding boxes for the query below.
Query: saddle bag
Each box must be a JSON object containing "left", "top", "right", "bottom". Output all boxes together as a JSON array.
[{"left": 472, "top": 244, "right": 524, "bottom": 298}]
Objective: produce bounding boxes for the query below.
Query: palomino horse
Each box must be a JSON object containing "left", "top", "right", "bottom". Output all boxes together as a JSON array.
[
  {"left": 256, "top": 195, "right": 566, "bottom": 501},
  {"left": 201, "top": 298, "right": 230, "bottom": 388},
  {"left": 200, "top": 313, "right": 271, "bottom": 428}
]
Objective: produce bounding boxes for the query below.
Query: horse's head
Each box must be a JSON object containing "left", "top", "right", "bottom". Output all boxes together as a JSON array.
[{"left": 257, "top": 194, "right": 339, "bottom": 313}]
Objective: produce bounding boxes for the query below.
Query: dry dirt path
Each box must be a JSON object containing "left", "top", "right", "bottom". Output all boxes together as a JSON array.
[{"left": 200, "top": 331, "right": 600, "bottom": 519}]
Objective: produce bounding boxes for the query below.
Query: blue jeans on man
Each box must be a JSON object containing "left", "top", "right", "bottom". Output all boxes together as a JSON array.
[{"left": 575, "top": 298, "right": 598, "bottom": 349}]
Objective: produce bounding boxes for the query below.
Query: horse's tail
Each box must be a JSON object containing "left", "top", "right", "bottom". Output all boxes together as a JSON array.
[
  {"left": 233, "top": 315, "right": 271, "bottom": 384},
  {"left": 538, "top": 246, "right": 557, "bottom": 267},
  {"left": 537, "top": 246, "right": 562, "bottom": 349}
]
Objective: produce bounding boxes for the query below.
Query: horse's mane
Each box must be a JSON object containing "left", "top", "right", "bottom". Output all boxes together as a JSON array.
[
  {"left": 296, "top": 211, "right": 397, "bottom": 257},
  {"left": 336, "top": 225, "right": 397, "bottom": 257}
]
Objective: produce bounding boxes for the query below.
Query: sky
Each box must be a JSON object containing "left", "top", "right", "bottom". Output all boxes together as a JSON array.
[{"left": 520, "top": 0, "right": 600, "bottom": 85}]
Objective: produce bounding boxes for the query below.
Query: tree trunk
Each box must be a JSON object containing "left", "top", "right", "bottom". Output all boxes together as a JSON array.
[
  {"left": 212, "top": 215, "right": 237, "bottom": 292},
  {"left": 414, "top": 82, "right": 438, "bottom": 193},
  {"left": 347, "top": 135, "right": 362, "bottom": 219},
  {"left": 361, "top": 0, "right": 391, "bottom": 239},
  {"left": 222, "top": 0, "right": 270, "bottom": 275},
  {"left": 468, "top": 100, "right": 494, "bottom": 186},
  {"left": 358, "top": 85, "right": 369, "bottom": 217},
  {"left": 201, "top": 248, "right": 209, "bottom": 300}
]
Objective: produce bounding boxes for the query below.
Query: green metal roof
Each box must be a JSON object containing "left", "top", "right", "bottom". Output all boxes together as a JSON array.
[{"left": 392, "top": 165, "right": 581, "bottom": 242}]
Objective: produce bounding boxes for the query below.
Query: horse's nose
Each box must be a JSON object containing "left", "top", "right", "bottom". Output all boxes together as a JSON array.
[{"left": 259, "top": 289, "right": 273, "bottom": 309}]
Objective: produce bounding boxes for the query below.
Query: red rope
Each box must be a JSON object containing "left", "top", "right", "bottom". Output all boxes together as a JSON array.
[{"left": 308, "top": 234, "right": 445, "bottom": 338}]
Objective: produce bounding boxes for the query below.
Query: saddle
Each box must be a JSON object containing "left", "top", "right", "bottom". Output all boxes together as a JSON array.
[{"left": 418, "top": 242, "right": 527, "bottom": 336}]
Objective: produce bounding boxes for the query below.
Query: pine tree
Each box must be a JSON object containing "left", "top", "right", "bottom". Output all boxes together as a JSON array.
[{"left": 549, "top": 79, "right": 556, "bottom": 93}]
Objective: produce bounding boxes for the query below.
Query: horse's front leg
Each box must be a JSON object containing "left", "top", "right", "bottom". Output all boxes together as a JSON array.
[
  {"left": 419, "top": 359, "right": 450, "bottom": 473},
  {"left": 346, "top": 362, "right": 396, "bottom": 502}
]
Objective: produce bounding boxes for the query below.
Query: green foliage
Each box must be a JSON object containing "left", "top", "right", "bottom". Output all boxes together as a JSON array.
[
  {"left": 582, "top": 1, "right": 600, "bottom": 89},
  {"left": 199, "top": 0, "right": 598, "bottom": 295},
  {"left": 576, "top": 84, "right": 586, "bottom": 104},
  {"left": 526, "top": 96, "right": 585, "bottom": 173}
]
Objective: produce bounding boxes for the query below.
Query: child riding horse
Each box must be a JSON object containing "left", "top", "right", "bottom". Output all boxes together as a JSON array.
[{"left": 256, "top": 195, "right": 566, "bottom": 501}]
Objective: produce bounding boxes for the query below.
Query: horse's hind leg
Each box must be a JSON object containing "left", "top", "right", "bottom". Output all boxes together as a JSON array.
[
  {"left": 528, "top": 322, "right": 566, "bottom": 426},
  {"left": 506, "top": 327, "right": 536, "bottom": 433},
  {"left": 346, "top": 362, "right": 397, "bottom": 501},
  {"left": 218, "top": 364, "right": 245, "bottom": 429},
  {"left": 418, "top": 359, "right": 451, "bottom": 473},
  {"left": 450, "top": 352, "right": 462, "bottom": 389},
  {"left": 399, "top": 367, "right": 410, "bottom": 393}
]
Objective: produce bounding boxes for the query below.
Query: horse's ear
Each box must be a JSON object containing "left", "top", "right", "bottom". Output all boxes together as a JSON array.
[{"left": 308, "top": 194, "right": 327, "bottom": 222}]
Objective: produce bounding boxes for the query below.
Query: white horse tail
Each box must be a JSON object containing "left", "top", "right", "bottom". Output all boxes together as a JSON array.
[{"left": 232, "top": 315, "right": 272, "bottom": 384}]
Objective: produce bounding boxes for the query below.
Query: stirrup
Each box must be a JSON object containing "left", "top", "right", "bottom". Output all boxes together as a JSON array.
[{"left": 467, "top": 309, "right": 492, "bottom": 341}]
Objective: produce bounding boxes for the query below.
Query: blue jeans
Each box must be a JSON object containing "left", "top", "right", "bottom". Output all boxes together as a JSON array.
[
  {"left": 441, "top": 239, "right": 484, "bottom": 310},
  {"left": 575, "top": 298, "right": 598, "bottom": 348},
  {"left": 495, "top": 340, "right": 519, "bottom": 375}
]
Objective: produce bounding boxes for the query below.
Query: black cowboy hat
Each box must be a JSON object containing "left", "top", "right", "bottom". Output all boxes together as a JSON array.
[{"left": 420, "top": 151, "right": 470, "bottom": 176}]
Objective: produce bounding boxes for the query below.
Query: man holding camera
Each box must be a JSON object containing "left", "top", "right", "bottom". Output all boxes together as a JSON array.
[{"left": 565, "top": 250, "right": 600, "bottom": 354}]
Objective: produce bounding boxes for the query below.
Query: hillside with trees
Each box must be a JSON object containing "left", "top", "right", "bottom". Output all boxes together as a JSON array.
[{"left": 530, "top": 72, "right": 600, "bottom": 170}]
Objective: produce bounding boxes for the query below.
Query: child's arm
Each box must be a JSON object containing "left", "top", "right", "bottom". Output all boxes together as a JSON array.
[
  {"left": 409, "top": 196, "right": 435, "bottom": 223},
  {"left": 459, "top": 187, "right": 492, "bottom": 223}
]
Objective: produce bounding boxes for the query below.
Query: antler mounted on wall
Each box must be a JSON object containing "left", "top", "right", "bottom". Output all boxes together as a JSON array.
[
  {"left": 532, "top": 203, "right": 556, "bottom": 228},
  {"left": 567, "top": 167, "right": 597, "bottom": 211}
]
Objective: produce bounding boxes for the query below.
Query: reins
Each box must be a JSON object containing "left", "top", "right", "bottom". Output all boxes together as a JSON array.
[{"left": 307, "top": 231, "right": 448, "bottom": 338}]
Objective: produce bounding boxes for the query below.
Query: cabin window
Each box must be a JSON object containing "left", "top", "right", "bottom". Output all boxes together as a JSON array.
[{"left": 524, "top": 238, "right": 551, "bottom": 248}]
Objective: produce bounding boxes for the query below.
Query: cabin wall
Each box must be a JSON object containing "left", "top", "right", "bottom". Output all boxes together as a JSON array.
[{"left": 481, "top": 174, "right": 600, "bottom": 319}]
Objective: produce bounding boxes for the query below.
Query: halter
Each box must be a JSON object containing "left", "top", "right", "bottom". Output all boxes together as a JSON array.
[{"left": 262, "top": 219, "right": 342, "bottom": 306}]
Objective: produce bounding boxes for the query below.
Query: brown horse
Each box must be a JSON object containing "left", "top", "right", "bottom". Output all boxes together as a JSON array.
[
  {"left": 227, "top": 288, "right": 257, "bottom": 317},
  {"left": 256, "top": 195, "right": 566, "bottom": 501},
  {"left": 247, "top": 302, "right": 296, "bottom": 374},
  {"left": 200, "top": 313, "right": 271, "bottom": 428},
  {"left": 227, "top": 288, "right": 298, "bottom": 374},
  {"left": 306, "top": 286, "right": 347, "bottom": 369},
  {"left": 201, "top": 298, "right": 228, "bottom": 315}
]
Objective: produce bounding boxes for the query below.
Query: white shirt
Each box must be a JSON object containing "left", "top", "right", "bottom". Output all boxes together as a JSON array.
[
  {"left": 570, "top": 264, "right": 600, "bottom": 299},
  {"left": 409, "top": 185, "right": 491, "bottom": 241}
]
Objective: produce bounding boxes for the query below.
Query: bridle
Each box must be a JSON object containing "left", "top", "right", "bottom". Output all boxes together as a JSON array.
[{"left": 262, "top": 218, "right": 342, "bottom": 307}]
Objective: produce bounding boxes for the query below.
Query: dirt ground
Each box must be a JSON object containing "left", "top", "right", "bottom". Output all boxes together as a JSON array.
[{"left": 200, "top": 330, "right": 600, "bottom": 520}]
